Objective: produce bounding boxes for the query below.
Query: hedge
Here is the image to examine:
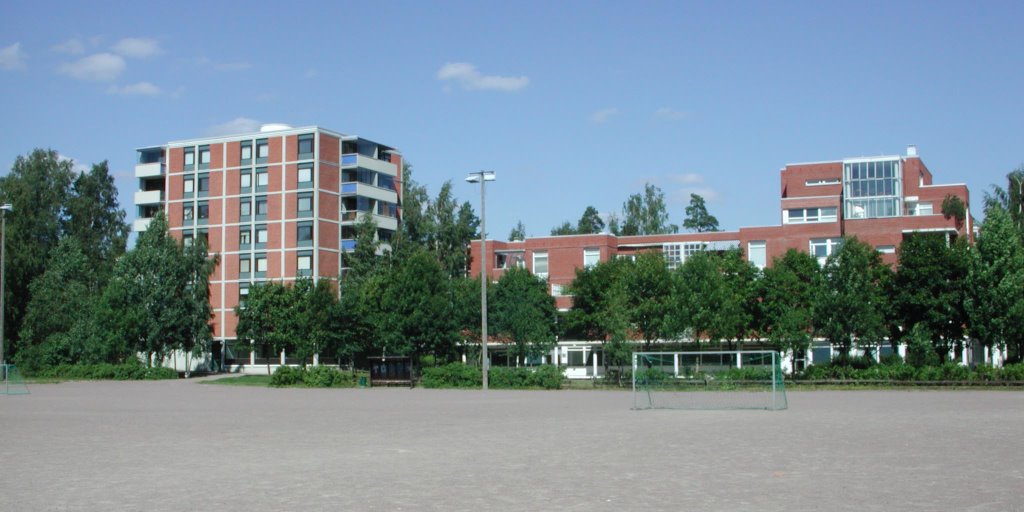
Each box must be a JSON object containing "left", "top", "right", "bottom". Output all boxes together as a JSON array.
[
  {"left": 420, "top": 363, "right": 565, "bottom": 389},
  {"left": 28, "top": 363, "right": 178, "bottom": 380},
  {"left": 269, "top": 365, "right": 367, "bottom": 388},
  {"left": 798, "top": 362, "right": 1024, "bottom": 382}
]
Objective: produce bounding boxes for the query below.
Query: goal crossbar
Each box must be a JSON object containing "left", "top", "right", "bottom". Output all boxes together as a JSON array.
[{"left": 632, "top": 351, "right": 787, "bottom": 411}]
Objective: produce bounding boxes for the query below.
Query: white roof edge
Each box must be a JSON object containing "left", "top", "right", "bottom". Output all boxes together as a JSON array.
[
  {"left": 920, "top": 183, "right": 967, "bottom": 188},
  {"left": 781, "top": 195, "right": 841, "bottom": 200},
  {"left": 783, "top": 159, "right": 842, "bottom": 167},
  {"left": 163, "top": 125, "right": 399, "bottom": 151}
]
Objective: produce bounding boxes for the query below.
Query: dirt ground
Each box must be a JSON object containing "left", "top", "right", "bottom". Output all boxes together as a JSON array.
[{"left": 1, "top": 380, "right": 1022, "bottom": 511}]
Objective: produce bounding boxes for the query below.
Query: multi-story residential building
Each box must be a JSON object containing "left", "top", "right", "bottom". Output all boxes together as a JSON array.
[
  {"left": 468, "top": 147, "right": 974, "bottom": 375},
  {"left": 134, "top": 124, "right": 402, "bottom": 367}
]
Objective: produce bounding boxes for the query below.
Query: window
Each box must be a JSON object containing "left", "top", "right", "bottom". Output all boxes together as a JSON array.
[
  {"left": 785, "top": 207, "right": 838, "bottom": 224},
  {"left": 240, "top": 200, "right": 251, "bottom": 217},
  {"left": 198, "top": 230, "right": 208, "bottom": 245},
  {"left": 377, "top": 201, "right": 397, "bottom": 218},
  {"left": 239, "top": 229, "right": 251, "bottom": 246},
  {"left": 183, "top": 149, "right": 195, "bottom": 168},
  {"left": 256, "top": 169, "right": 269, "bottom": 189},
  {"left": 551, "top": 284, "right": 566, "bottom": 297},
  {"left": 255, "top": 197, "right": 268, "bottom": 217},
  {"left": 298, "top": 165, "right": 313, "bottom": 185},
  {"left": 748, "top": 241, "right": 767, "bottom": 270},
  {"left": 198, "top": 146, "right": 210, "bottom": 169},
  {"left": 198, "top": 174, "right": 210, "bottom": 194},
  {"left": 183, "top": 177, "right": 195, "bottom": 194},
  {"left": 297, "top": 193, "right": 313, "bottom": 215},
  {"left": 909, "top": 202, "right": 933, "bottom": 216},
  {"left": 183, "top": 205, "right": 194, "bottom": 221},
  {"left": 806, "top": 178, "right": 840, "bottom": 186},
  {"left": 255, "top": 225, "right": 268, "bottom": 244},
  {"left": 182, "top": 232, "right": 194, "bottom": 247},
  {"left": 876, "top": 245, "right": 896, "bottom": 254},
  {"left": 496, "top": 252, "right": 524, "bottom": 269},
  {"left": 239, "top": 285, "right": 249, "bottom": 307},
  {"left": 197, "top": 201, "right": 209, "bottom": 220},
  {"left": 255, "top": 255, "right": 268, "bottom": 273},
  {"left": 239, "top": 257, "right": 251, "bottom": 274},
  {"left": 240, "top": 172, "right": 252, "bottom": 190},
  {"left": 810, "top": 238, "right": 843, "bottom": 265},
  {"left": 297, "top": 134, "right": 314, "bottom": 158},
  {"left": 583, "top": 248, "right": 600, "bottom": 268},
  {"left": 378, "top": 174, "right": 395, "bottom": 191},
  {"left": 240, "top": 142, "right": 252, "bottom": 163},
  {"left": 297, "top": 252, "right": 313, "bottom": 276},
  {"left": 664, "top": 242, "right": 707, "bottom": 269},
  {"left": 297, "top": 222, "right": 313, "bottom": 244},
  {"left": 844, "top": 159, "right": 901, "bottom": 219},
  {"left": 533, "top": 251, "right": 548, "bottom": 277},
  {"left": 256, "top": 139, "right": 269, "bottom": 163}
]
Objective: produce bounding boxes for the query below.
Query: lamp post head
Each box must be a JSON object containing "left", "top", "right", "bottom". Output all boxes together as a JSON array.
[{"left": 465, "top": 171, "right": 496, "bottom": 183}]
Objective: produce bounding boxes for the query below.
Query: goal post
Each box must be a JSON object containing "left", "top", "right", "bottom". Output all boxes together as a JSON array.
[
  {"left": 1, "top": 364, "right": 29, "bottom": 396},
  {"left": 632, "top": 351, "right": 787, "bottom": 411}
]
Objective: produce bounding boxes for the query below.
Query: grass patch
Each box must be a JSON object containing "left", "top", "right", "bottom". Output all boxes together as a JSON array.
[{"left": 201, "top": 375, "right": 273, "bottom": 387}]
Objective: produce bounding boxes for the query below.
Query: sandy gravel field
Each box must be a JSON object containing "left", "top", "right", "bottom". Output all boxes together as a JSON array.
[{"left": 1, "top": 380, "right": 1022, "bottom": 511}]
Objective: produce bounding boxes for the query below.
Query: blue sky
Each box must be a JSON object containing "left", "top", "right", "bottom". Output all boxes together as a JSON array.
[{"left": 1, "top": 0, "right": 1022, "bottom": 240}]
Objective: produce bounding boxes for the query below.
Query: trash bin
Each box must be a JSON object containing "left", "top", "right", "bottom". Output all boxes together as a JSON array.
[{"left": 358, "top": 376, "right": 368, "bottom": 388}]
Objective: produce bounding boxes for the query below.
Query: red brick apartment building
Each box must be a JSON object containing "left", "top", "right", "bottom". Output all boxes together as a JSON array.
[
  {"left": 470, "top": 146, "right": 972, "bottom": 312},
  {"left": 134, "top": 124, "right": 402, "bottom": 364}
]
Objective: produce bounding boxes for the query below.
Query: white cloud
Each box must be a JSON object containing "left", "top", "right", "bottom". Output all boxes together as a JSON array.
[
  {"left": 57, "top": 153, "right": 90, "bottom": 174},
  {"left": 655, "top": 107, "right": 688, "bottom": 121},
  {"left": 0, "top": 43, "right": 27, "bottom": 70},
  {"left": 111, "top": 38, "right": 161, "bottom": 58},
  {"left": 436, "top": 62, "right": 529, "bottom": 92},
  {"left": 667, "top": 173, "right": 704, "bottom": 185},
  {"left": 59, "top": 53, "right": 125, "bottom": 81},
  {"left": 108, "top": 81, "right": 162, "bottom": 96},
  {"left": 589, "top": 107, "right": 619, "bottom": 124},
  {"left": 52, "top": 39, "right": 86, "bottom": 55},
  {"left": 206, "top": 117, "right": 262, "bottom": 136},
  {"left": 194, "top": 57, "right": 251, "bottom": 71}
]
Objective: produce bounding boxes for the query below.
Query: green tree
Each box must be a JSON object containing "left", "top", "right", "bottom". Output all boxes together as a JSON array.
[
  {"left": 509, "top": 220, "right": 526, "bottom": 241},
  {"left": 492, "top": 266, "right": 558, "bottom": 361},
  {"left": 179, "top": 237, "right": 218, "bottom": 375},
  {"left": 616, "top": 183, "right": 677, "bottom": 236},
  {"left": 683, "top": 193, "right": 720, "bottom": 233},
  {"left": 940, "top": 194, "right": 967, "bottom": 231},
  {"left": 102, "top": 212, "right": 207, "bottom": 366},
  {"left": 428, "top": 182, "right": 479, "bottom": 277},
  {"left": 623, "top": 252, "right": 677, "bottom": 349},
  {"left": 64, "top": 161, "right": 130, "bottom": 284},
  {"left": 984, "top": 166, "right": 1024, "bottom": 237},
  {"left": 759, "top": 249, "right": 820, "bottom": 363},
  {"left": 576, "top": 206, "right": 605, "bottom": 234},
  {"left": 550, "top": 221, "right": 576, "bottom": 236},
  {"left": 345, "top": 212, "right": 382, "bottom": 279},
  {"left": 0, "top": 149, "right": 75, "bottom": 356},
  {"left": 284, "top": 279, "right": 342, "bottom": 366},
  {"left": 397, "top": 163, "right": 433, "bottom": 250},
  {"left": 891, "top": 233, "right": 969, "bottom": 362},
  {"left": 14, "top": 239, "right": 107, "bottom": 371},
  {"left": 674, "top": 250, "right": 756, "bottom": 353},
  {"left": 814, "top": 237, "right": 891, "bottom": 357},
  {"left": 565, "top": 258, "right": 631, "bottom": 368},
  {"left": 966, "top": 205, "right": 1024, "bottom": 362},
  {"left": 376, "top": 249, "right": 460, "bottom": 362},
  {"left": 234, "top": 280, "right": 292, "bottom": 374}
]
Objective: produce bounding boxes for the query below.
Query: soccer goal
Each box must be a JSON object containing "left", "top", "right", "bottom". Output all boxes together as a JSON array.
[
  {"left": 632, "top": 351, "right": 786, "bottom": 411},
  {"left": 2, "top": 364, "right": 29, "bottom": 396}
]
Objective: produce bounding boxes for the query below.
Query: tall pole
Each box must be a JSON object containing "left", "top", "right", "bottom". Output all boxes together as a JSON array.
[
  {"left": 479, "top": 176, "right": 489, "bottom": 391},
  {"left": 0, "top": 205, "right": 8, "bottom": 367}
]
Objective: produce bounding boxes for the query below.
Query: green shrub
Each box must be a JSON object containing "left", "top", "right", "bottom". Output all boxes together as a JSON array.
[
  {"left": 880, "top": 352, "right": 904, "bottom": 366},
  {"left": 270, "top": 365, "right": 302, "bottom": 387},
  {"left": 420, "top": 363, "right": 481, "bottom": 388},
  {"left": 24, "top": 362, "right": 177, "bottom": 380},
  {"left": 999, "top": 363, "right": 1024, "bottom": 381},
  {"left": 530, "top": 364, "right": 565, "bottom": 390},
  {"left": 489, "top": 366, "right": 532, "bottom": 389},
  {"left": 301, "top": 365, "right": 357, "bottom": 388}
]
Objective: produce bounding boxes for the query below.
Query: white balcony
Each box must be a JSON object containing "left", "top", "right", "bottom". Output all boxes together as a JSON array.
[
  {"left": 133, "top": 217, "right": 153, "bottom": 232},
  {"left": 340, "top": 182, "right": 398, "bottom": 204},
  {"left": 135, "top": 162, "right": 165, "bottom": 178},
  {"left": 134, "top": 189, "right": 163, "bottom": 205},
  {"left": 341, "top": 154, "right": 398, "bottom": 176}
]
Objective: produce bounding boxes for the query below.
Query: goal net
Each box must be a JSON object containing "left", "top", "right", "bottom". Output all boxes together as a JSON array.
[
  {"left": 2, "top": 364, "right": 29, "bottom": 396},
  {"left": 632, "top": 351, "right": 786, "bottom": 410}
]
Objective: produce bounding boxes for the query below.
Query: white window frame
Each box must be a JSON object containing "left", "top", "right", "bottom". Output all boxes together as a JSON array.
[
  {"left": 298, "top": 166, "right": 313, "bottom": 183},
  {"left": 748, "top": 240, "right": 767, "bottom": 270},
  {"left": 297, "top": 254, "right": 312, "bottom": 271},
  {"left": 183, "top": 178, "right": 194, "bottom": 194},
  {"left": 240, "top": 173, "right": 252, "bottom": 189},
  {"left": 533, "top": 251, "right": 549, "bottom": 278},
  {"left": 256, "top": 171, "right": 269, "bottom": 187},
  {"left": 239, "top": 258, "right": 251, "bottom": 273},
  {"left": 240, "top": 144, "right": 252, "bottom": 161},
  {"left": 255, "top": 257, "right": 268, "bottom": 273},
  {"left": 810, "top": 238, "right": 843, "bottom": 265},
  {"left": 583, "top": 248, "right": 600, "bottom": 268},
  {"left": 256, "top": 227, "right": 268, "bottom": 244},
  {"left": 298, "top": 195, "right": 313, "bottom": 213}
]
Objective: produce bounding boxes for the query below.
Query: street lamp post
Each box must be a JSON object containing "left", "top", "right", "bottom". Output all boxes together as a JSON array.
[
  {"left": 466, "top": 171, "right": 495, "bottom": 390},
  {"left": 0, "top": 203, "right": 12, "bottom": 368}
]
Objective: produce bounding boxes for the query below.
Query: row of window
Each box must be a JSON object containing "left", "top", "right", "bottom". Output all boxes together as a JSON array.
[
  {"left": 785, "top": 207, "right": 838, "bottom": 224},
  {"left": 182, "top": 165, "right": 316, "bottom": 195},
  {"left": 239, "top": 252, "right": 313, "bottom": 278},
  {"left": 183, "top": 134, "right": 315, "bottom": 171},
  {"left": 238, "top": 222, "right": 314, "bottom": 247}
]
